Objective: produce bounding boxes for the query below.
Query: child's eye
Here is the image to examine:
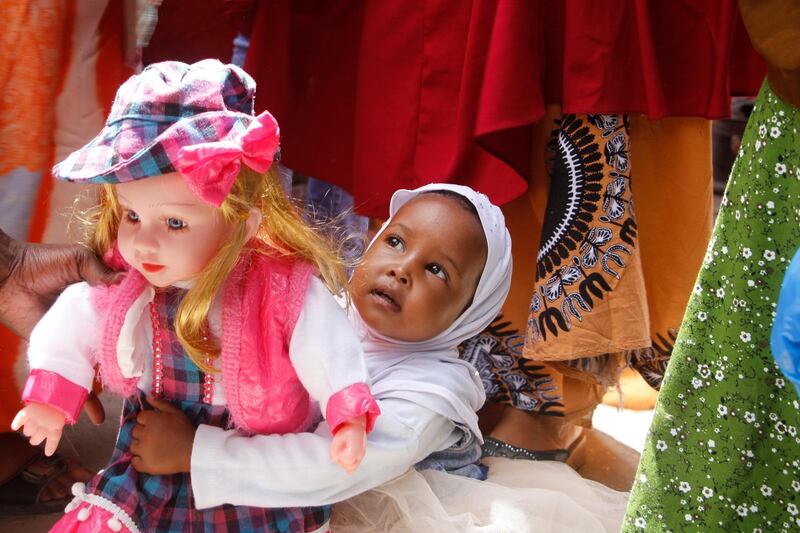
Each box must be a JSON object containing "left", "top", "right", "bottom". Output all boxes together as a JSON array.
[
  {"left": 166, "top": 217, "right": 188, "bottom": 231},
  {"left": 125, "top": 210, "right": 140, "bottom": 224},
  {"left": 427, "top": 263, "right": 447, "bottom": 280},
  {"left": 386, "top": 235, "right": 404, "bottom": 251}
]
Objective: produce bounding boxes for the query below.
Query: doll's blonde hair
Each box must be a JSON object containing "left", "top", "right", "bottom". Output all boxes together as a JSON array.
[{"left": 84, "top": 166, "right": 349, "bottom": 373}]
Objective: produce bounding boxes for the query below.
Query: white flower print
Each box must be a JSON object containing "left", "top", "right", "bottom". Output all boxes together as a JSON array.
[
  {"left": 745, "top": 411, "right": 756, "bottom": 423},
  {"left": 742, "top": 247, "right": 752, "bottom": 259},
  {"left": 761, "top": 485, "right": 772, "bottom": 497},
  {"left": 748, "top": 279, "right": 756, "bottom": 287},
  {"left": 715, "top": 370, "right": 725, "bottom": 381},
  {"left": 697, "top": 311, "right": 708, "bottom": 322},
  {"left": 789, "top": 503, "right": 799, "bottom": 516},
  {"left": 716, "top": 288, "right": 725, "bottom": 298},
  {"left": 740, "top": 331, "right": 752, "bottom": 342},
  {"left": 679, "top": 481, "right": 691, "bottom": 493},
  {"left": 755, "top": 139, "right": 762, "bottom": 151},
  {"left": 718, "top": 404, "right": 728, "bottom": 416},
  {"left": 736, "top": 505, "right": 748, "bottom": 517},
  {"left": 764, "top": 250, "right": 776, "bottom": 261},
  {"left": 639, "top": 474, "right": 647, "bottom": 483},
  {"left": 708, "top": 439, "right": 716, "bottom": 448},
  {"left": 656, "top": 440, "right": 668, "bottom": 451},
  {"left": 691, "top": 377, "right": 703, "bottom": 389},
  {"left": 776, "top": 162, "right": 787, "bottom": 175},
  {"left": 767, "top": 200, "right": 775, "bottom": 209},
  {"left": 770, "top": 126, "right": 781, "bottom": 138},
  {"left": 792, "top": 480, "right": 800, "bottom": 492},
  {"left": 698, "top": 364, "right": 711, "bottom": 378},
  {"left": 684, "top": 513, "right": 693, "bottom": 521},
  {"left": 635, "top": 517, "right": 646, "bottom": 529},
  {"left": 702, "top": 487, "right": 714, "bottom": 498},
  {"left": 759, "top": 124, "right": 767, "bottom": 137}
]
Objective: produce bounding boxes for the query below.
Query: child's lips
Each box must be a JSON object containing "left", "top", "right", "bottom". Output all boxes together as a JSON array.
[
  {"left": 141, "top": 262, "right": 165, "bottom": 273},
  {"left": 370, "top": 288, "right": 401, "bottom": 311}
]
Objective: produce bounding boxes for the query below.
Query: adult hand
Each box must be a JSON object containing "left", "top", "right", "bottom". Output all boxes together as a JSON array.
[
  {"left": 130, "top": 396, "right": 195, "bottom": 475},
  {"left": 0, "top": 228, "right": 120, "bottom": 339}
]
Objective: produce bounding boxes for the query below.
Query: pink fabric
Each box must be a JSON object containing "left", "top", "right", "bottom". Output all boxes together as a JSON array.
[
  {"left": 174, "top": 110, "right": 280, "bottom": 206},
  {"left": 22, "top": 369, "right": 87, "bottom": 425},
  {"left": 222, "top": 250, "right": 316, "bottom": 434},
  {"left": 326, "top": 382, "right": 381, "bottom": 435},
  {"left": 90, "top": 269, "right": 148, "bottom": 398},
  {"left": 50, "top": 503, "right": 132, "bottom": 533},
  {"left": 90, "top": 248, "right": 318, "bottom": 435}
]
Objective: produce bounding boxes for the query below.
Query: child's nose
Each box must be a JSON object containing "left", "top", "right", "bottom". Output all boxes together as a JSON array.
[{"left": 388, "top": 264, "right": 410, "bottom": 285}]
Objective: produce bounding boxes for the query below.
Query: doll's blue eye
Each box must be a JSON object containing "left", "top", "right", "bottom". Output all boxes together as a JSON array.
[
  {"left": 126, "top": 211, "right": 140, "bottom": 223},
  {"left": 166, "top": 218, "right": 187, "bottom": 230}
]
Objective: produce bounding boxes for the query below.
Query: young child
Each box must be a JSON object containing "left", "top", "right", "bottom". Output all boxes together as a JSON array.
[
  {"left": 12, "top": 60, "right": 380, "bottom": 533},
  {"left": 125, "top": 183, "right": 514, "bottom": 510}
]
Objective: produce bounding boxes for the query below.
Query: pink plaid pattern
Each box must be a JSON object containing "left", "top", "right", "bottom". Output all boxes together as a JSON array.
[{"left": 53, "top": 59, "right": 277, "bottom": 186}]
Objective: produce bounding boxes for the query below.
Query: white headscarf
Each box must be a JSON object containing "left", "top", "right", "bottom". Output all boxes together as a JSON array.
[{"left": 352, "top": 183, "right": 513, "bottom": 441}]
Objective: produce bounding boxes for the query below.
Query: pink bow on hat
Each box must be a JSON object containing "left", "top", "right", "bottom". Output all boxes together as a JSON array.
[{"left": 174, "top": 110, "right": 280, "bottom": 207}]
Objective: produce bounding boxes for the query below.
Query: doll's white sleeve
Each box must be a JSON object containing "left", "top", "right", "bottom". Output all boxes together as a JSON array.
[
  {"left": 190, "top": 397, "right": 458, "bottom": 509},
  {"left": 288, "top": 277, "right": 379, "bottom": 433},
  {"left": 23, "top": 282, "right": 100, "bottom": 423}
]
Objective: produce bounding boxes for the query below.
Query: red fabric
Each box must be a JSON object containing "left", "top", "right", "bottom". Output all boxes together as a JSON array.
[
  {"left": 246, "top": 0, "right": 766, "bottom": 217},
  {"left": 143, "top": 0, "right": 237, "bottom": 65}
]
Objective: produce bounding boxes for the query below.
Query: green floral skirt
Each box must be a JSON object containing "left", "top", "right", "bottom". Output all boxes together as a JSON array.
[{"left": 623, "top": 82, "right": 800, "bottom": 531}]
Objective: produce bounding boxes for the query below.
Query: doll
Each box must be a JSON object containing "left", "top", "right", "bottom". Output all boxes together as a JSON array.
[{"left": 12, "top": 59, "right": 379, "bottom": 533}]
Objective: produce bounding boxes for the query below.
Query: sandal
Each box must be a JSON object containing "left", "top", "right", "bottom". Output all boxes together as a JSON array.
[
  {"left": 0, "top": 451, "right": 73, "bottom": 516},
  {"left": 481, "top": 430, "right": 588, "bottom": 468}
]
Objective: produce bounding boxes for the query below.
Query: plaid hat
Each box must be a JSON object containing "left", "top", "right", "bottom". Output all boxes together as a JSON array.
[{"left": 54, "top": 59, "right": 280, "bottom": 207}]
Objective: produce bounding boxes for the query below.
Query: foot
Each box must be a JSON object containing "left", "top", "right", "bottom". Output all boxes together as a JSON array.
[
  {"left": 488, "top": 408, "right": 585, "bottom": 452},
  {"left": 0, "top": 432, "right": 92, "bottom": 509}
]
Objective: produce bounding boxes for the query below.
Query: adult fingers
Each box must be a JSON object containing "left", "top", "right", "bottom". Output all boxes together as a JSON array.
[
  {"left": 75, "top": 248, "right": 122, "bottom": 286},
  {"left": 83, "top": 392, "right": 106, "bottom": 425}
]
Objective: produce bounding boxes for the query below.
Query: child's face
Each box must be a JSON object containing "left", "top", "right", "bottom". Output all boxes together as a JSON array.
[
  {"left": 116, "top": 173, "right": 232, "bottom": 287},
  {"left": 351, "top": 195, "right": 487, "bottom": 342}
]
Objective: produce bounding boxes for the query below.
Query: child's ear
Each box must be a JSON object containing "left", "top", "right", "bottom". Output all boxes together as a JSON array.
[{"left": 244, "top": 208, "right": 262, "bottom": 241}]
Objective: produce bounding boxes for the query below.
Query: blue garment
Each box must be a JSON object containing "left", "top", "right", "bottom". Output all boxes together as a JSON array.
[
  {"left": 771, "top": 247, "right": 800, "bottom": 397},
  {"left": 415, "top": 425, "right": 488, "bottom": 480}
]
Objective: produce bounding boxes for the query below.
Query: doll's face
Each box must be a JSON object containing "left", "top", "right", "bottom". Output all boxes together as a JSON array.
[
  {"left": 351, "top": 194, "right": 487, "bottom": 342},
  {"left": 116, "top": 173, "right": 232, "bottom": 287}
]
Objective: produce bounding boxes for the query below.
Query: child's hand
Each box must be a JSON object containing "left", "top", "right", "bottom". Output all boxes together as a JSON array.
[
  {"left": 330, "top": 414, "right": 367, "bottom": 474},
  {"left": 11, "top": 402, "right": 66, "bottom": 456},
  {"left": 130, "top": 396, "right": 195, "bottom": 475}
]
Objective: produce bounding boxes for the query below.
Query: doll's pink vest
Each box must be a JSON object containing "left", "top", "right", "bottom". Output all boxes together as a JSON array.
[{"left": 91, "top": 251, "right": 315, "bottom": 435}]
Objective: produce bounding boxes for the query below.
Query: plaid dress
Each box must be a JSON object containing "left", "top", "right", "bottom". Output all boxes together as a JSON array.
[{"left": 85, "top": 288, "right": 331, "bottom": 532}]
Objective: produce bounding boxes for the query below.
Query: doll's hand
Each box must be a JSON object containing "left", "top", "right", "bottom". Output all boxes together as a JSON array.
[
  {"left": 130, "top": 396, "right": 195, "bottom": 475},
  {"left": 11, "top": 402, "right": 66, "bottom": 456},
  {"left": 330, "top": 414, "right": 367, "bottom": 474}
]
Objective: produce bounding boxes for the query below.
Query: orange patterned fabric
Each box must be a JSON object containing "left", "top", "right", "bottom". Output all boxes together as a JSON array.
[
  {"left": 461, "top": 109, "right": 712, "bottom": 417},
  {"left": 0, "top": 0, "right": 73, "bottom": 430}
]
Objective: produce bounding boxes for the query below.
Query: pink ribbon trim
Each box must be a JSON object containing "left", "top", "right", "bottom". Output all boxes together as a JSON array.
[
  {"left": 22, "top": 369, "right": 88, "bottom": 425},
  {"left": 326, "top": 382, "right": 382, "bottom": 435},
  {"left": 174, "top": 110, "right": 280, "bottom": 207}
]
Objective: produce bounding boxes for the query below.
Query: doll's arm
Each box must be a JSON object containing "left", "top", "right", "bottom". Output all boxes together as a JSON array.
[
  {"left": 329, "top": 413, "right": 367, "bottom": 473},
  {"left": 21, "top": 282, "right": 101, "bottom": 424},
  {"left": 190, "top": 398, "right": 457, "bottom": 509},
  {"left": 289, "top": 279, "right": 380, "bottom": 443},
  {"left": 11, "top": 402, "right": 67, "bottom": 456}
]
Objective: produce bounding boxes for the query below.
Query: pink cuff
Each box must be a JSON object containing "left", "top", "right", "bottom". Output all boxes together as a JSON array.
[
  {"left": 326, "top": 382, "right": 381, "bottom": 435},
  {"left": 22, "top": 369, "right": 88, "bottom": 425}
]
